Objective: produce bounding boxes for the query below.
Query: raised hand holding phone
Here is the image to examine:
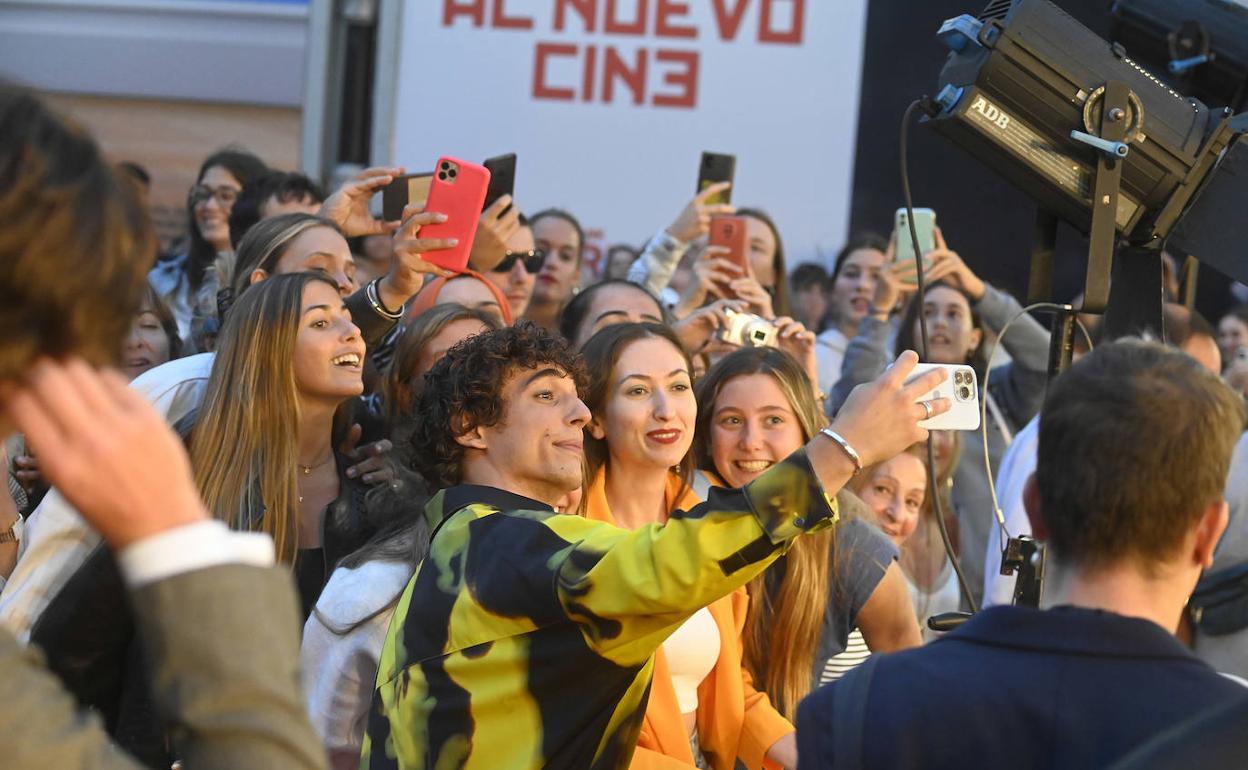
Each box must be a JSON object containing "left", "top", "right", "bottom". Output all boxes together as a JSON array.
[
  {"left": 918, "top": 228, "right": 986, "bottom": 301},
  {"left": 667, "top": 182, "right": 734, "bottom": 243},
  {"left": 321, "top": 165, "right": 407, "bottom": 237},
  {"left": 417, "top": 157, "right": 491, "bottom": 273}
]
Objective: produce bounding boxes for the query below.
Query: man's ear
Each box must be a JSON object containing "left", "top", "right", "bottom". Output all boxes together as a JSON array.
[
  {"left": 249, "top": 268, "right": 270, "bottom": 286},
  {"left": 587, "top": 416, "right": 606, "bottom": 441},
  {"left": 1023, "top": 473, "right": 1047, "bottom": 542},
  {"left": 1193, "top": 501, "right": 1230, "bottom": 569},
  {"left": 453, "top": 421, "right": 489, "bottom": 452}
]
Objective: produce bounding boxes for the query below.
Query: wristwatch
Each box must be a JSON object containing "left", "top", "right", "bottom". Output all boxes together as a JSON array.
[{"left": 0, "top": 516, "right": 23, "bottom": 544}]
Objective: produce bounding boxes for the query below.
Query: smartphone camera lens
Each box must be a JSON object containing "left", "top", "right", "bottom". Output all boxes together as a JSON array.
[
  {"left": 959, "top": 386, "right": 972, "bottom": 400},
  {"left": 954, "top": 371, "right": 964, "bottom": 384},
  {"left": 440, "top": 161, "right": 450, "bottom": 171},
  {"left": 438, "top": 171, "right": 447, "bottom": 180},
  {"left": 448, "top": 168, "right": 458, "bottom": 179}
]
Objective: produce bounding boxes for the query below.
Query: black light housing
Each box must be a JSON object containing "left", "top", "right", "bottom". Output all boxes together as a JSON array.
[
  {"left": 1110, "top": 0, "right": 1248, "bottom": 112},
  {"left": 922, "top": 0, "right": 1248, "bottom": 313}
]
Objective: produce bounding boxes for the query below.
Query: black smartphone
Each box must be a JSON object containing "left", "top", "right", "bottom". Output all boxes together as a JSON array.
[
  {"left": 483, "top": 153, "right": 517, "bottom": 211},
  {"left": 382, "top": 171, "right": 434, "bottom": 222},
  {"left": 697, "top": 151, "right": 735, "bottom": 205}
]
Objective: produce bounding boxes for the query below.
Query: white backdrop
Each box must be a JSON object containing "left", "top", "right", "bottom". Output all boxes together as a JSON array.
[{"left": 389, "top": 0, "right": 869, "bottom": 276}]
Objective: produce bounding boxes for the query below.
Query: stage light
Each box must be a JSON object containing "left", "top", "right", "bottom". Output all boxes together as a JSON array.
[
  {"left": 921, "top": 0, "right": 1247, "bottom": 320},
  {"left": 1111, "top": 0, "right": 1248, "bottom": 112}
]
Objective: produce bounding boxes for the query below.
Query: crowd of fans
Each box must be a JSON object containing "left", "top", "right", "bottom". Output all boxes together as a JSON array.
[{"left": 2, "top": 81, "right": 1248, "bottom": 769}]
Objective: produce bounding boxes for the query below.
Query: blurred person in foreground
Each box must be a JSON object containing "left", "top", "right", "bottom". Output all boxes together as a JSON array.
[
  {"left": 0, "top": 82, "right": 324, "bottom": 769},
  {"left": 798, "top": 338, "right": 1248, "bottom": 769}
]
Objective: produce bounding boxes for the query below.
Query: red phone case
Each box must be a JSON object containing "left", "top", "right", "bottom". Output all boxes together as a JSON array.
[
  {"left": 419, "top": 156, "right": 491, "bottom": 272},
  {"left": 708, "top": 216, "right": 749, "bottom": 296}
]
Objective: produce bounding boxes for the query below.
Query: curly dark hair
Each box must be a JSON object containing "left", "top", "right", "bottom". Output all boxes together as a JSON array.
[{"left": 409, "top": 322, "right": 588, "bottom": 489}]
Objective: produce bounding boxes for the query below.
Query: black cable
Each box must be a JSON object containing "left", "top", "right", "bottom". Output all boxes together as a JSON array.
[{"left": 900, "top": 99, "right": 979, "bottom": 614}]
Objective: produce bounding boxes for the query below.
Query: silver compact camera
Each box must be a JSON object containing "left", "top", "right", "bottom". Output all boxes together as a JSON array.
[{"left": 718, "top": 308, "right": 778, "bottom": 348}]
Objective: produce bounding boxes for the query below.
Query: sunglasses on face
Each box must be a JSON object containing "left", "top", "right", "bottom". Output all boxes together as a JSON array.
[
  {"left": 493, "top": 249, "right": 546, "bottom": 274},
  {"left": 188, "top": 185, "right": 240, "bottom": 208}
]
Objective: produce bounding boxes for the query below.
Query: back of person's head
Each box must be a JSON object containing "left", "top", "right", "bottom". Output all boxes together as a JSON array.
[
  {"left": 229, "top": 170, "right": 325, "bottom": 247},
  {"left": 410, "top": 322, "right": 585, "bottom": 489},
  {"left": 0, "top": 82, "right": 152, "bottom": 381},
  {"left": 579, "top": 322, "right": 695, "bottom": 482},
  {"left": 383, "top": 304, "right": 502, "bottom": 429},
  {"left": 191, "top": 272, "right": 338, "bottom": 563},
  {"left": 789, "top": 262, "right": 829, "bottom": 295},
  {"left": 221, "top": 212, "right": 341, "bottom": 317},
  {"left": 1038, "top": 339, "right": 1245, "bottom": 573},
  {"left": 558, "top": 278, "right": 666, "bottom": 345}
]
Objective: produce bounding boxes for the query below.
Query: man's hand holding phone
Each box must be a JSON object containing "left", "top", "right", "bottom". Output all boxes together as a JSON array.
[{"left": 666, "top": 182, "right": 734, "bottom": 243}]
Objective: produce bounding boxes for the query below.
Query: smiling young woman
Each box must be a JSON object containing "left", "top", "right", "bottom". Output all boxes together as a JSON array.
[
  {"left": 188, "top": 272, "right": 380, "bottom": 617},
  {"left": 694, "top": 346, "right": 922, "bottom": 707},
  {"left": 580, "top": 322, "right": 800, "bottom": 770}
]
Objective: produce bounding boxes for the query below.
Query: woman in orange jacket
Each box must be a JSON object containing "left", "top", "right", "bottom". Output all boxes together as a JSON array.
[{"left": 580, "top": 321, "right": 797, "bottom": 770}]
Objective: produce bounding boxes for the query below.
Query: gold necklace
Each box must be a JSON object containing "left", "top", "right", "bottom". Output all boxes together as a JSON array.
[{"left": 298, "top": 455, "right": 334, "bottom": 476}]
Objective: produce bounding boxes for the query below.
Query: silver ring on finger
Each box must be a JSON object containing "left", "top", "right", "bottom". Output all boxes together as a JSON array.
[{"left": 920, "top": 400, "right": 934, "bottom": 420}]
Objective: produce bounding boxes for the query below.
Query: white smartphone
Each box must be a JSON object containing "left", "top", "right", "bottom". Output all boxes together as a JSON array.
[
  {"left": 894, "top": 207, "right": 937, "bottom": 282},
  {"left": 906, "top": 362, "right": 981, "bottom": 431}
]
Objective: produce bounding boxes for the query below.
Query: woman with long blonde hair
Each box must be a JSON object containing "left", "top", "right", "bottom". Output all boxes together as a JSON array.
[
  {"left": 693, "top": 346, "right": 921, "bottom": 718},
  {"left": 188, "top": 271, "right": 378, "bottom": 617}
]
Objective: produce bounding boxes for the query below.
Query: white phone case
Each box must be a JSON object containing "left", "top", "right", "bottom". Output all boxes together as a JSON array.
[{"left": 907, "top": 363, "right": 981, "bottom": 431}]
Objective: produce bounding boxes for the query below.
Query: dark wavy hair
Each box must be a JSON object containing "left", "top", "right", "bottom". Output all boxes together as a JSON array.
[{"left": 409, "top": 322, "right": 587, "bottom": 489}]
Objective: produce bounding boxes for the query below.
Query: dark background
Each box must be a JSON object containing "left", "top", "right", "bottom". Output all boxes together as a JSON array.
[{"left": 849, "top": 0, "right": 1235, "bottom": 321}]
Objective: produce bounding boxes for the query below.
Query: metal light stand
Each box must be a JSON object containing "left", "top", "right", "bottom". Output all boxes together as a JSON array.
[{"left": 999, "top": 79, "right": 1154, "bottom": 609}]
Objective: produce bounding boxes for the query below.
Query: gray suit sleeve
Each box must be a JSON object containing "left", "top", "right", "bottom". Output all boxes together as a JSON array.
[
  {"left": 131, "top": 564, "right": 328, "bottom": 770},
  {"left": 0, "top": 626, "right": 146, "bottom": 769}
]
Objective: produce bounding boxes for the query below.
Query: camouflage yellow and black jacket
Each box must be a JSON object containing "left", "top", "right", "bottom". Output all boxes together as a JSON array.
[{"left": 360, "top": 449, "right": 837, "bottom": 770}]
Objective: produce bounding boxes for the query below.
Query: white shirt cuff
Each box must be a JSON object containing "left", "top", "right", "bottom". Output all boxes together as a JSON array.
[{"left": 117, "top": 520, "right": 275, "bottom": 589}]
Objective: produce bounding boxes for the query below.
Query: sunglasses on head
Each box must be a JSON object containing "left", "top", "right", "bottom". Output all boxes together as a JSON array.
[{"left": 493, "top": 248, "right": 546, "bottom": 274}]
